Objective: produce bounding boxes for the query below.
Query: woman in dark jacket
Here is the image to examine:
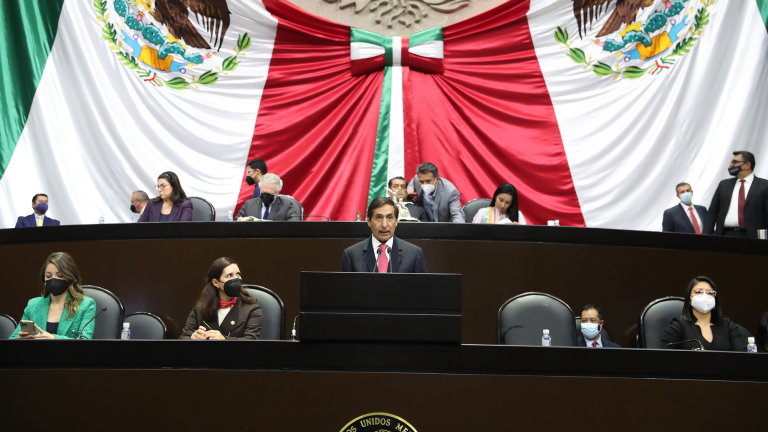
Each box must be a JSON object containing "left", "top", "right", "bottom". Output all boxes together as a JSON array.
[
  {"left": 138, "top": 171, "right": 193, "bottom": 222},
  {"left": 180, "top": 257, "right": 262, "bottom": 340},
  {"left": 662, "top": 276, "right": 746, "bottom": 351}
]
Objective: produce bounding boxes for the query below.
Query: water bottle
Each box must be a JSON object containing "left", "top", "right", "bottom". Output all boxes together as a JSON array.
[
  {"left": 227, "top": 210, "right": 233, "bottom": 222},
  {"left": 547, "top": 220, "right": 554, "bottom": 226},
  {"left": 542, "top": 329, "right": 551, "bottom": 346},
  {"left": 356, "top": 211, "right": 362, "bottom": 222},
  {"left": 99, "top": 215, "right": 105, "bottom": 224},
  {"left": 748, "top": 337, "right": 757, "bottom": 353},
  {"left": 120, "top": 323, "right": 131, "bottom": 340},
  {"left": 554, "top": 220, "right": 560, "bottom": 226}
]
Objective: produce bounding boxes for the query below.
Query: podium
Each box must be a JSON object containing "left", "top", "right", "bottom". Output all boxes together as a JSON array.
[{"left": 299, "top": 272, "right": 462, "bottom": 343}]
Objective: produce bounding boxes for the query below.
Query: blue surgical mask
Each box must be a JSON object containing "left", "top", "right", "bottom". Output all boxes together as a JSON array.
[
  {"left": 581, "top": 322, "right": 601, "bottom": 339},
  {"left": 36, "top": 202, "right": 49, "bottom": 214},
  {"left": 679, "top": 192, "right": 693, "bottom": 205}
]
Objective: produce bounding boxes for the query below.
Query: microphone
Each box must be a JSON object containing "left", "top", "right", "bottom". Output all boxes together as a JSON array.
[
  {"left": 303, "top": 215, "right": 330, "bottom": 221},
  {"left": 77, "top": 307, "right": 107, "bottom": 339},
  {"left": 291, "top": 315, "right": 299, "bottom": 341},
  {"left": 667, "top": 339, "right": 705, "bottom": 350}
]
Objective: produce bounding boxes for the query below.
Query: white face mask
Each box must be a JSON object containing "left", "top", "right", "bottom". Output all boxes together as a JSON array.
[
  {"left": 690, "top": 294, "right": 716, "bottom": 313},
  {"left": 421, "top": 184, "right": 436, "bottom": 195},
  {"left": 679, "top": 191, "right": 693, "bottom": 205}
]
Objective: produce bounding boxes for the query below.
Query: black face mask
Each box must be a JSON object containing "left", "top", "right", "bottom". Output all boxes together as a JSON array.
[
  {"left": 220, "top": 278, "right": 242, "bottom": 298},
  {"left": 245, "top": 176, "right": 256, "bottom": 186},
  {"left": 130, "top": 204, "right": 138, "bottom": 213},
  {"left": 260, "top": 193, "right": 276, "bottom": 206},
  {"left": 728, "top": 165, "right": 742, "bottom": 176},
  {"left": 46, "top": 278, "right": 69, "bottom": 296}
]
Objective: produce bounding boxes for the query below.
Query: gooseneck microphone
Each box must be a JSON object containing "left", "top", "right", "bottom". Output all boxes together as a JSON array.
[
  {"left": 667, "top": 339, "right": 705, "bottom": 350},
  {"left": 291, "top": 315, "right": 299, "bottom": 341},
  {"left": 77, "top": 307, "right": 107, "bottom": 339}
]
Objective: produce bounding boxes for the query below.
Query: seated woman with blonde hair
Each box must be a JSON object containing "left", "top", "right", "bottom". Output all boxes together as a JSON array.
[
  {"left": 10, "top": 252, "right": 97, "bottom": 339},
  {"left": 472, "top": 183, "right": 526, "bottom": 225}
]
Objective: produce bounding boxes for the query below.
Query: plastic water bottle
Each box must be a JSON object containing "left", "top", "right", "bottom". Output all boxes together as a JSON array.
[
  {"left": 121, "top": 323, "right": 131, "bottom": 340},
  {"left": 748, "top": 337, "right": 757, "bottom": 353},
  {"left": 227, "top": 210, "right": 233, "bottom": 222},
  {"left": 554, "top": 220, "right": 560, "bottom": 226},
  {"left": 99, "top": 215, "right": 105, "bottom": 224},
  {"left": 542, "top": 329, "right": 551, "bottom": 346},
  {"left": 547, "top": 220, "right": 554, "bottom": 226},
  {"left": 356, "top": 211, "right": 362, "bottom": 221}
]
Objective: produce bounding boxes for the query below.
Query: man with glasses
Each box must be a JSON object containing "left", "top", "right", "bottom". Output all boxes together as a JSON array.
[
  {"left": 703, "top": 150, "right": 768, "bottom": 238},
  {"left": 129, "top": 190, "right": 149, "bottom": 221},
  {"left": 576, "top": 305, "right": 619, "bottom": 348}
]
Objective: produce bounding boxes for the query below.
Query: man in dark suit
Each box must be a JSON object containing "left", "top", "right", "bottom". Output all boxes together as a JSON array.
[
  {"left": 236, "top": 173, "right": 301, "bottom": 221},
  {"left": 406, "top": 162, "right": 465, "bottom": 223},
  {"left": 662, "top": 182, "right": 707, "bottom": 233},
  {"left": 703, "top": 150, "right": 768, "bottom": 238},
  {"left": 15, "top": 194, "right": 61, "bottom": 228},
  {"left": 340, "top": 196, "right": 427, "bottom": 273},
  {"left": 576, "top": 305, "right": 620, "bottom": 348}
]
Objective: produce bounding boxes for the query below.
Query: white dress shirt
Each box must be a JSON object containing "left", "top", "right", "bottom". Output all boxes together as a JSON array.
[
  {"left": 680, "top": 202, "right": 703, "bottom": 231},
  {"left": 217, "top": 308, "right": 230, "bottom": 326},
  {"left": 724, "top": 173, "right": 754, "bottom": 228},
  {"left": 584, "top": 335, "right": 603, "bottom": 347},
  {"left": 372, "top": 235, "right": 394, "bottom": 272}
]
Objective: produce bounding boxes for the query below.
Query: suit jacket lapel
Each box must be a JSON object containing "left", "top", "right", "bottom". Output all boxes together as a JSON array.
[
  {"left": 31, "top": 296, "right": 50, "bottom": 329},
  {"left": 364, "top": 237, "right": 376, "bottom": 272},
  {"left": 267, "top": 198, "right": 281, "bottom": 220},
  {"left": 675, "top": 205, "right": 695, "bottom": 232},
  {"left": 254, "top": 200, "right": 263, "bottom": 218},
  {"left": 218, "top": 300, "right": 242, "bottom": 336},
  {"left": 745, "top": 176, "right": 761, "bottom": 207},
  {"left": 434, "top": 180, "right": 443, "bottom": 211},
  {"left": 391, "top": 237, "right": 401, "bottom": 273},
  {"left": 57, "top": 294, "right": 76, "bottom": 337}
]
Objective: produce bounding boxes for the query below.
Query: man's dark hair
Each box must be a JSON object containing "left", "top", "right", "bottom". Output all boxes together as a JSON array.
[
  {"left": 32, "top": 194, "right": 48, "bottom": 203},
  {"left": 247, "top": 158, "right": 268, "bottom": 175},
  {"left": 416, "top": 162, "right": 439, "bottom": 178},
  {"left": 681, "top": 276, "right": 724, "bottom": 324},
  {"left": 151, "top": 171, "right": 188, "bottom": 204},
  {"left": 581, "top": 304, "right": 603, "bottom": 321},
  {"left": 733, "top": 150, "right": 756, "bottom": 171},
  {"left": 367, "top": 196, "right": 399, "bottom": 221},
  {"left": 675, "top": 182, "right": 691, "bottom": 194},
  {"left": 388, "top": 176, "right": 407, "bottom": 189}
]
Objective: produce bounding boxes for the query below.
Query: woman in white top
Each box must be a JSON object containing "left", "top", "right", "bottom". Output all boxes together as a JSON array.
[
  {"left": 472, "top": 183, "right": 526, "bottom": 225},
  {"left": 180, "top": 257, "right": 262, "bottom": 340}
]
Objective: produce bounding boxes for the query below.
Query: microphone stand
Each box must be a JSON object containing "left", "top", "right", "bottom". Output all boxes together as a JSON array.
[
  {"left": 77, "top": 307, "right": 107, "bottom": 339},
  {"left": 667, "top": 339, "right": 705, "bottom": 350}
]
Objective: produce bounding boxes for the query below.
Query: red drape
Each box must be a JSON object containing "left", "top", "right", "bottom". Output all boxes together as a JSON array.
[{"left": 243, "top": 0, "right": 585, "bottom": 225}]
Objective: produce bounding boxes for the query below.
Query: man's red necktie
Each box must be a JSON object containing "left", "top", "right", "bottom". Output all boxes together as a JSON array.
[
  {"left": 592, "top": 341, "right": 597, "bottom": 347},
  {"left": 689, "top": 207, "right": 702, "bottom": 234},
  {"left": 738, "top": 179, "right": 746, "bottom": 228},
  {"left": 377, "top": 244, "right": 389, "bottom": 273}
]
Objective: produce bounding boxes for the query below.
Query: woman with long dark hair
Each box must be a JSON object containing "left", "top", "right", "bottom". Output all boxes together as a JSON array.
[
  {"left": 662, "top": 276, "right": 746, "bottom": 351},
  {"left": 472, "top": 183, "right": 526, "bottom": 225},
  {"left": 10, "top": 252, "right": 97, "bottom": 339},
  {"left": 180, "top": 257, "right": 262, "bottom": 340},
  {"left": 138, "top": 171, "right": 193, "bottom": 222}
]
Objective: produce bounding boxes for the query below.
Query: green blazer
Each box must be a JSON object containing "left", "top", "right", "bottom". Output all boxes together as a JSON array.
[{"left": 9, "top": 294, "right": 97, "bottom": 339}]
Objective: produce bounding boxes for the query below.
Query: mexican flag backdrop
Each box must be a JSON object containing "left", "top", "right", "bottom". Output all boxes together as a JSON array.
[{"left": 1, "top": 0, "right": 767, "bottom": 228}]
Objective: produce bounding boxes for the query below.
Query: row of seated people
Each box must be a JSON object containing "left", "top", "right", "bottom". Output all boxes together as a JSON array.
[
  {"left": 4, "top": 249, "right": 766, "bottom": 352},
  {"left": 15, "top": 151, "right": 768, "bottom": 238}
]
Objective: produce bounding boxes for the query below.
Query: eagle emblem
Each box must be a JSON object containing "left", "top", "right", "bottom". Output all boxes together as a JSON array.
[
  {"left": 555, "top": 0, "right": 716, "bottom": 80},
  {"left": 94, "top": 0, "right": 250, "bottom": 90}
]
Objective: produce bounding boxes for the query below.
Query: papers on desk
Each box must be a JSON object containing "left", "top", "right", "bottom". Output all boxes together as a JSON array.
[{"left": 237, "top": 217, "right": 272, "bottom": 222}]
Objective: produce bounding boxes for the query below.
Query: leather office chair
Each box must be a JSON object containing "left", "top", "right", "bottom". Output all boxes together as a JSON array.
[
  {"left": 461, "top": 198, "right": 491, "bottom": 223},
  {"left": 278, "top": 194, "right": 304, "bottom": 220},
  {"left": 574, "top": 316, "right": 613, "bottom": 343},
  {"left": 638, "top": 297, "right": 684, "bottom": 348},
  {"left": 734, "top": 322, "right": 753, "bottom": 340},
  {"left": 498, "top": 292, "right": 577, "bottom": 346},
  {"left": 188, "top": 196, "right": 216, "bottom": 221},
  {"left": 82, "top": 286, "right": 125, "bottom": 339},
  {"left": 244, "top": 285, "right": 285, "bottom": 340},
  {"left": 0, "top": 313, "right": 17, "bottom": 339},
  {"left": 125, "top": 312, "right": 167, "bottom": 339}
]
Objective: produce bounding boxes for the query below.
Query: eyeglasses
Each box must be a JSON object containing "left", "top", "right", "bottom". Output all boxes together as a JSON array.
[
  {"left": 580, "top": 319, "right": 601, "bottom": 324},
  {"left": 155, "top": 184, "right": 169, "bottom": 191},
  {"left": 693, "top": 289, "right": 717, "bottom": 297},
  {"left": 730, "top": 160, "right": 745, "bottom": 166}
]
